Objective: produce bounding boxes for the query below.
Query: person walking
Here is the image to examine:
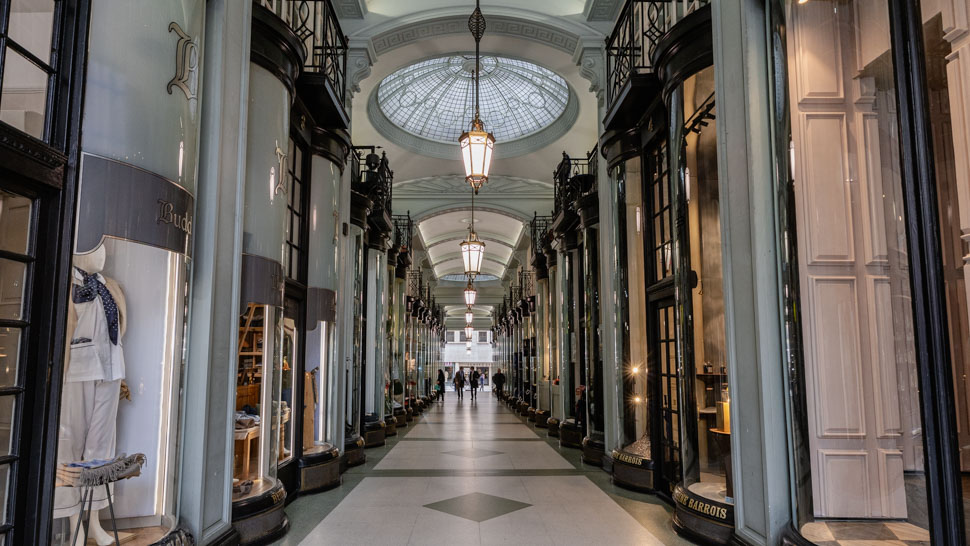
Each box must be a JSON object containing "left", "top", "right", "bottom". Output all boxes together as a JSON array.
[
  {"left": 470, "top": 369, "right": 480, "bottom": 401},
  {"left": 454, "top": 368, "right": 466, "bottom": 400},
  {"left": 436, "top": 369, "right": 445, "bottom": 401},
  {"left": 480, "top": 371, "right": 486, "bottom": 392},
  {"left": 494, "top": 369, "right": 506, "bottom": 396}
]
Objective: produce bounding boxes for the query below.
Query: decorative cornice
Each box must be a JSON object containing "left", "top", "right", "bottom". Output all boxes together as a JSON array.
[
  {"left": 583, "top": 0, "right": 623, "bottom": 22},
  {"left": 573, "top": 42, "right": 606, "bottom": 107},
  {"left": 394, "top": 174, "right": 553, "bottom": 195},
  {"left": 366, "top": 75, "right": 580, "bottom": 159},
  {"left": 346, "top": 43, "right": 376, "bottom": 101},
  {"left": 333, "top": 0, "right": 366, "bottom": 20},
  {"left": 370, "top": 14, "right": 580, "bottom": 56}
]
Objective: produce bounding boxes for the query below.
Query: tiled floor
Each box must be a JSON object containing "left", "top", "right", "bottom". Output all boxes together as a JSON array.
[
  {"left": 275, "top": 393, "right": 693, "bottom": 545},
  {"left": 800, "top": 520, "right": 931, "bottom": 546}
]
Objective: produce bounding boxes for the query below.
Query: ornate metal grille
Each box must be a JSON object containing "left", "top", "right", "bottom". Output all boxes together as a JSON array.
[
  {"left": 392, "top": 214, "right": 413, "bottom": 253},
  {"left": 605, "top": 0, "right": 710, "bottom": 108},
  {"left": 257, "top": 0, "right": 348, "bottom": 103},
  {"left": 553, "top": 145, "right": 599, "bottom": 215},
  {"left": 350, "top": 145, "right": 393, "bottom": 214}
]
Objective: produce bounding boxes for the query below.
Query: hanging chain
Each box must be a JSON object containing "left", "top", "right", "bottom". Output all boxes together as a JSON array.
[{"left": 468, "top": 0, "right": 486, "bottom": 122}]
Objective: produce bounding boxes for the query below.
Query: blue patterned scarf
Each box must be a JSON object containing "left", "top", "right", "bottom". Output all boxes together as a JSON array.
[{"left": 72, "top": 267, "right": 120, "bottom": 345}]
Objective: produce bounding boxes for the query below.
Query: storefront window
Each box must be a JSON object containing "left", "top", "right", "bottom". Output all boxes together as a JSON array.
[
  {"left": 304, "top": 318, "right": 333, "bottom": 455},
  {"left": 346, "top": 231, "right": 365, "bottom": 440},
  {"left": 280, "top": 298, "right": 299, "bottom": 464},
  {"left": 616, "top": 157, "right": 651, "bottom": 459},
  {"left": 0, "top": 0, "right": 56, "bottom": 141},
  {"left": 918, "top": 1, "right": 970, "bottom": 526},
  {"left": 780, "top": 1, "right": 932, "bottom": 540},
  {"left": 675, "top": 65, "right": 730, "bottom": 504},
  {"left": 54, "top": 238, "right": 190, "bottom": 542},
  {"left": 235, "top": 302, "right": 282, "bottom": 501}
]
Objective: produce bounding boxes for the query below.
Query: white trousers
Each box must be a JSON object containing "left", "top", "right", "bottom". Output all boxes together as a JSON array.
[{"left": 53, "top": 379, "right": 121, "bottom": 519}]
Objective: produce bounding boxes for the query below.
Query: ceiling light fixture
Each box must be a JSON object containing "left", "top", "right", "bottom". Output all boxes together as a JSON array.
[
  {"left": 464, "top": 279, "right": 477, "bottom": 305},
  {"left": 459, "top": 191, "right": 486, "bottom": 276},
  {"left": 458, "top": 0, "right": 495, "bottom": 194},
  {"left": 465, "top": 307, "right": 474, "bottom": 324},
  {"left": 465, "top": 325, "right": 474, "bottom": 338}
]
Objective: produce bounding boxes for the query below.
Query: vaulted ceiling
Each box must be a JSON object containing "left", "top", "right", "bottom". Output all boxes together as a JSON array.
[{"left": 342, "top": 0, "right": 614, "bottom": 325}]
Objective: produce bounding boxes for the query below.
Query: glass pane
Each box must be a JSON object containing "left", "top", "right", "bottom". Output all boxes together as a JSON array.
[
  {"left": 0, "top": 397, "right": 14, "bottom": 456},
  {"left": 0, "top": 191, "right": 32, "bottom": 254},
  {"left": 919, "top": 2, "right": 970, "bottom": 534},
  {"left": 783, "top": 1, "right": 931, "bottom": 540},
  {"left": 0, "top": 47, "right": 49, "bottom": 140},
  {"left": 57, "top": 244, "right": 189, "bottom": 542},
  {"left": 0, "top": 464, "right": 8, "bottom": 524},
  {"left": 679, "top": 65, "right": 730, "bottom": 504},
  {"left": 0, "top": 259, "right": 26, "bottom": 321},
  {"left": 7, "top": 0, "right": 56, "bottom": 64},
  {"left": 280, "top": 300, "right": 298, "bottom": 465},
  {"left": 0, "top": 328, "right": 19, "bottom": 387},
  {"left": 234, "top": 303, "right": 282, "bottom": 499}
]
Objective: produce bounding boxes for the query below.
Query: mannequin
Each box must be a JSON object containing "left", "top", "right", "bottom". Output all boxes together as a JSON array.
[{"left": 55, "top": 245, "right": 131, "bottom": 545}]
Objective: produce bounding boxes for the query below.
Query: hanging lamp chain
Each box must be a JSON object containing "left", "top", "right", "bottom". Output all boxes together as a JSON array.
[{"left": 468, "top": 0, "right": 486, "bottom": 121}]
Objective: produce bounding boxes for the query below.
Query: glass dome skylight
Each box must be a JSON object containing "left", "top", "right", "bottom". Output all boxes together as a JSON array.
[{"left": 376, "top": 55, "right": 570, "bottom": 144}]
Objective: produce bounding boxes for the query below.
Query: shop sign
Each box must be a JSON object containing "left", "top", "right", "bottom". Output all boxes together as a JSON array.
[
  {"left": 76, "top": 153, "right": 195, "bottom": 257},
  {"left": 167, "top": 21, "right": 199, "bottom": 102},
  {"left": 673, "top": 485, "right": 731, "bottom": 522},
  {"left": 240, "top": 254, "right": 285, "bottom": 309},
  {"left": 611, "top": 449, "right": 647, "bottom": 467}
]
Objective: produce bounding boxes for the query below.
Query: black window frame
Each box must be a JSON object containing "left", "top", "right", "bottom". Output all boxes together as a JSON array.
[{"left": 0, "top": 0, "right": 90, "bottom": 543}]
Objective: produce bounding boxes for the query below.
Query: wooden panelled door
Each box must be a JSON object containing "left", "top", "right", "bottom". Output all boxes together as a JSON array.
[{"left": 788, "top": 1, "right": 922, "bottom": 519}]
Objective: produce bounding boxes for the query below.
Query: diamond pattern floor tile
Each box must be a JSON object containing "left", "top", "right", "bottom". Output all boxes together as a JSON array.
[{"left": 423, "top": 491, "right": 532, "bottom": 522}]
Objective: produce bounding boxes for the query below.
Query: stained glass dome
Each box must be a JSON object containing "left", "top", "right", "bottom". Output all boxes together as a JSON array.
[{"left": 376, "top": 55, "right": 570, "bottom": 144}]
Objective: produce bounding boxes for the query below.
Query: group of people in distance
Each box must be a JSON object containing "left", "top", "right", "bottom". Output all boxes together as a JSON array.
[{"left": 434, "top": 367, "right": 506, "bottom": 401}]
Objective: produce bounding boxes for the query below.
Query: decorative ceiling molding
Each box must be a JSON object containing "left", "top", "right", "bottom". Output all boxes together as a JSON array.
[
  {"left": 346, "top": 42, "right": 377, "bottom": 101},
  {"left": 423, "top": 234, "right": 517, "bottom": 251},
  {"left": 573, "top": 41, "right": 606, "bottom": 107},
  {"left": 395, "top": 174, "right": 553, "bottom": 195},
  {"left": 366, "top": 74, "right": 579, "bottom": 159},
  {"left": 431, "top": 255, "right": 509, "bottom": 268},
  {"left": 369, "top": 14, "right": 583, "bottom": 56},
  {"left": 334, "top": 0, "right": 367, "bottom": 19},
  {"left": 414, "top": 204, "right": 531, "bottom": 226},
  {"left": 583, "top": 0, "right": 623, "bottom": 22}
]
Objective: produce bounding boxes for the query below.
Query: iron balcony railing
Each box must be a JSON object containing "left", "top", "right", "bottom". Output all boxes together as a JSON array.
[
  {"left": 350, "top": 146, "right": 393, "bottom": 215},
  {"left": 605, "top": 0, "right": 710, "bottom": 107},
  {"left": 530, "top": 213, "right": 553, "bottom": 259},
  {"left": 553, "top": 145, "right": 599, "bottom": 216},
  {"left": 257, "top": 0, "right": 349, "bottom": 104},
  {"left": 392, "top": 214, "right": 413, "bottom": 253}
]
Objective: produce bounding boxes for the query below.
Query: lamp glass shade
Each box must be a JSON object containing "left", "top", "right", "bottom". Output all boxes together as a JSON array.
[
  {"left": 459, "top": 233, "right": 486, "bottom": 276},
  {"left": 464, "top": 282, "right": 477, "bottom": 305},
  {"left": 465, "top": 326, "right": 474, "bottom": 338},
  {"left": 465, "top": 309, "right": 474, "bottom": 323},
  {"left": 459, "top": 120, "right": 495, "bottom": 192}
]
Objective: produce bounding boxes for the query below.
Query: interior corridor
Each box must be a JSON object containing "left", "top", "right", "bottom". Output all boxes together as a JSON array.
[{"left": 275, "top": 392, "right": 691, "bottom": 545}]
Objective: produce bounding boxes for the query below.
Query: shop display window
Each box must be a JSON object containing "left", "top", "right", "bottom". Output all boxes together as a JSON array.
[
  {"left": 0, "top": 0, "right": 55, "bottom": 141},
  {"left": 280, "top": 299, "right": 299, "bottom": 464},
  {"left": 642, "top": 132, "right": 678, "bottom": 490},
  {"left": 54, "top": 239, "right": 189, "bottom": 543},
  {"left": 616, "top": 157, "right": 651, "bottom": 459},
  {"left": 346, "top": 231, "right": 365, "bottom": 440},
  {"left": 234, "top": 302, "right": 282, "bottom": 501},
  {"left": 304, "top": 319, "right": 333, "bottom": 455},
  {"left": 677, "top": 65, "right": 731, "bottom": 504},
  {"left": 779, "top": 1, "right": 933, "bottom": 540},
  {"left": 917, "top": 0, "right": 970, "bottom": 525}
]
